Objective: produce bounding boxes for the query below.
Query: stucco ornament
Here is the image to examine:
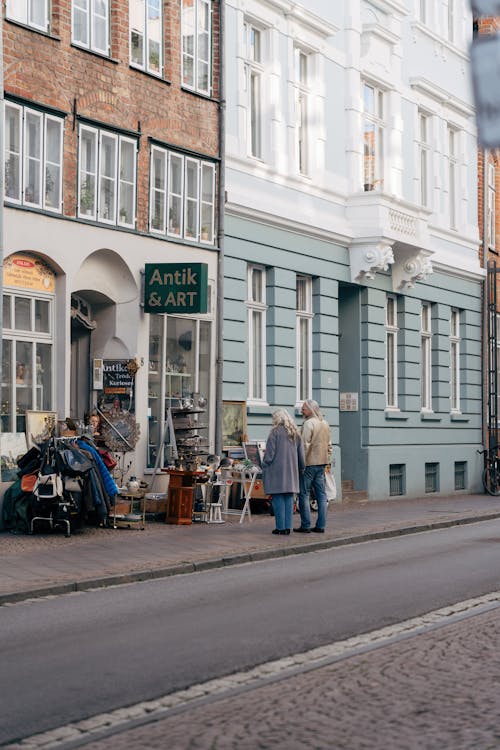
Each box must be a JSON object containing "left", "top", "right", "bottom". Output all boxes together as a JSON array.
[
  {"left": 350, "top": 241, "right": 395, "bottom": 283},
  {"left": 392, "top": 250, "right": 433, "bottom": 291}
]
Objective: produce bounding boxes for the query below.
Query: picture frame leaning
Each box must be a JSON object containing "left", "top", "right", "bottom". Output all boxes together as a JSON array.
[
  {"left": 222, "top": 401, "right": 247, "bottom": 449},
  {"left": 25, "top": 411, "right": 57, "bottom": 449}
]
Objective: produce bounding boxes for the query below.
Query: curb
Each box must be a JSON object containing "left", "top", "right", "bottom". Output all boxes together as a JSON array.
[{"left": 2, "top": 511, "right": 500, "bottom": 606}]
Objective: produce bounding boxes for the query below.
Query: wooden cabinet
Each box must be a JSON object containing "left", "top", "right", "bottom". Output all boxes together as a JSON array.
[{"left": 165, "top": 469, "right": 198, "bottom": 524}]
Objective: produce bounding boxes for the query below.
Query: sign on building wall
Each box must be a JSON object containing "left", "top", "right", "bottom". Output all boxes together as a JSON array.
[
  {"left": 144, "top": 263, "right": 208, "bottom": 314},
  {"left": 3, "top": 254, "right": 55, "bottom": 292},
  {"left": 340, "top": 392, "right": 359, "bottom": 412}
]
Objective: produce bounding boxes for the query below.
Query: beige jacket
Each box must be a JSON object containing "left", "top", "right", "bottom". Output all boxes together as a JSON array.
[{"left": 301, "top": 416, "right": 331, "bottom": 466}]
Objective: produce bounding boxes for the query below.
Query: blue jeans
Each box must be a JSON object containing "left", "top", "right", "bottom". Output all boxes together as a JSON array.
[
  {"left": 298, "top": 465, "right": 328, "bottom": 529},
  {"left": 272, "top": 493, "right": 294, "bottom": 531}
]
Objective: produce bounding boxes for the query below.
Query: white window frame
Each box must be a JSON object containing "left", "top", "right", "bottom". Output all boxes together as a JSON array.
[
  {"left": 294, "top": 47, "right": 310, "bottom": 177},
  {"left": 363, "top": 82, "right": 385, "bottom": 192},
  {"left": 4, "top": 102, "right": 64, "bottom": 213},
  {"left": 450, "top": 309, "right": 461, "bottom": 413},
  {"left": 72, "top": 0, "right": 110, "bottom": 55},
  {"left": 296, "top": 275, "right": 312, "bottom": 405},
  {"left": 421, "top": 303, "right": 432, "bottom": 412},
  {"left": 181, "top": 0, "right": 212, "bottom": 96},
  {"left": 385, "top": 295, "right": 398, "bottom": 410},
  {"left": 488, "top": 162, "right": 496, "bottom": 250},
  {"left": 6, "top": 0, "right": 49, "bottom": 32},
  {"left": 418, "top": 0, "right": 426, "bottom": 24},
  {"left": 244, "top": 21, "right": 264, "bottom": 160},
  {"left": 78, "top": 123, "right": 137, "bottom": 227},
  {"left": 149, "top": 145, "right": 216, "bottom": 244},
  {"left": 447, "top": 0, "right": 455, "bottom": 44},
  {"left": 247, "top": 265, "right": 267, "bottom": 403},
  {"left": 2, "top": 288, "right": 55, "bottom": 433},
  {"left": 130, "top": 0, "right": 162, "bottom": 76},
  {"left": 447, "top": 126, "right": 458, "bottom": 230},
  {"left": 418, "top": 111, "right": 431, "bottom": 208}
]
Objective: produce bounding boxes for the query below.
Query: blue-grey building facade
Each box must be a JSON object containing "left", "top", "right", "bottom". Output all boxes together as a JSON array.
[{"left": 223, "top": 0, "right": 483, "bottom": 500}]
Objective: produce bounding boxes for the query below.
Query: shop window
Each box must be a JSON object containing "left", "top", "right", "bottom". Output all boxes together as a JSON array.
[
  {"left": 5, "top": 102, "right": 63, "bottom": 212},
  {"left": 6, "top": 0, "right": 49, "bottom": 32},
  {"left": 149, "top": 145, "right": 216, "bottom": 244},
  {"left": 130, "top": 0, "right": 162, "bottom": 75},
  {"left": 147, "top": 314, "right": 212, "bottom": 468},
  {"left": 2, "top": 290, "right": 54, "bottom": 434},
  {"left": 181, "top": 0, "right": 212, "bottom": 95},
  {"left": 72, "top": 0, "right": 110, "bottom": 55},
  {"left": 78, "top": 123, "right": 137, "bottom": 227}
]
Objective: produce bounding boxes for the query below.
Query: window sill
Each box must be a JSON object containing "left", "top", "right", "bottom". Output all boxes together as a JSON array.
[
  {"left": 71, "top": 43, "right": 118, "bottom": 63},
  {"left": 246, "top": 401, "right": 272, "bottom": 416},
  {"left": 181, "top": 86, "right": 218, "bottom": 103},
  {"left": 130, "top": 65, "right": 171, "bottom": 85},
  {"left": 385, "top": 410, "right": 408, "bottom": 421},
  {"left": 5, "top": 18, "right": 59, "bottom": 40},
  {"left": 420, "top": 412, "right": 441, "bottom": 422},
  {"left": 450, "top": 413, "right": 469, "bottom": 422}
]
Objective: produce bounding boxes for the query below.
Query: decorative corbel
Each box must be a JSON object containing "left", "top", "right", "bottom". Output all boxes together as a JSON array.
[
  {"left": 350, "top": 240, "right": 395, "bottom": 283},
  {"left": 392, "top": 249, "right": 433, "bottom": 291}
]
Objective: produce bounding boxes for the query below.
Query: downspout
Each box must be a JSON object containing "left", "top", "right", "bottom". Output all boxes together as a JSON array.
[
  {"left": 482, "top": 147, "right": 489, "bottom": 453},
  {"left": 215, "top": 0, "right": 225, "bottom": 456},
  {"left": 0, "top": 17, "right": 4, "bottom": 426}
]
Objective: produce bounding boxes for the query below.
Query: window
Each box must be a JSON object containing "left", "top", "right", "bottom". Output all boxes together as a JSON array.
[
  {"left": 147, "top": 314, "right": 212, "bottom": 468},
  {"left": 244, "top": 22, "right": 263, "bottom": 159},
  {"left": 72, "top": 0, "right": 109, "bottom": 55},
  {"left": 78, "top": 124, "right": 137, "bottom": 227},
  {"left": 4, "top": 102, "right": 63, "bottom": 212},
  {"left": 488, "top": 162, "right": 496, "bottom": 249},
  {"left": 450, "top": 309, "right": 460, "bottom": 412},
  {"left": 421, "top": 303, "right": 432, "bottom": 411},
  {"left": 2, "top": 288, "right": 54, "bottom": 433},
  {"left": 247, "top": 266, "right": 267, "bottom": 402},
  {"left": 296, "top": 276, "right": 312, "bottom": 403},
  {"left": 150, "top": 145, "right": 216, "bottom": 243},
  {"left": 294, "top": 48, "right": 310, "bottom": 176},
  {"left": 455, "top": 461, "right": 467, "bottom": 490},
  {"left": 6, "top": 0, "right": 48, "bottom": 32},
  {"left": 130, "top": 0, "right": 162, "bottom": 75},
  {"left": 389, "top": 464, "right": 405, "bottom": 496},
  {"left": 363, "top": 83, "right": 384, "bottom": 191},
  {"left": 447, "top": 126, "right": 458, "bottom": 229},
  {"left": 418, "top": 112, "right": 430, "bottom": 207},
  {"left": 385, "top": 295, "right": 398, "bottom": 409},
  {"left": 182, "top": 0, "right": 211, "bottom": 95},
  {"left": 425, "top": 462, "right": 439, "bottom": 493}
]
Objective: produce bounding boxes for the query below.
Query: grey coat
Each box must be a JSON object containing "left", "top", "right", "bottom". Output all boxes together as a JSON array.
[{"left": 261, "top": 425, "right": 305, "bottom": 495}]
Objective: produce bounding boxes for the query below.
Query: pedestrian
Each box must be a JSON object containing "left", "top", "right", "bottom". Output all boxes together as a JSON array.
[
  {"left": 294, "top": 399, "right": 332, "bottom": 534},
  {"left": 261, "top": 409, "right": 305, "bottom": 536}
]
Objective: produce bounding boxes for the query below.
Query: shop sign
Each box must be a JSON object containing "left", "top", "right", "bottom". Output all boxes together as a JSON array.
[
  {"left": 102, "top": 360, "right": 134, "bottom": 395},
  {"left": 144, "top": 263, "right": 208, "bottom": 314},
  {"left": 4, "top": 253, "right": 55, "bottom": 293}
]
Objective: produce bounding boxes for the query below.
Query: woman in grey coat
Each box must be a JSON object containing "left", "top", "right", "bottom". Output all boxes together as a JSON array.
[{"left": 262, "top": 409, "right": 305, "bottom": 535}]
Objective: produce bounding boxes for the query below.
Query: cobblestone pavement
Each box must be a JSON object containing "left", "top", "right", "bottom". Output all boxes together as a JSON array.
[{"left": 79, "top": 606, "right": 500, "bottom": 750}]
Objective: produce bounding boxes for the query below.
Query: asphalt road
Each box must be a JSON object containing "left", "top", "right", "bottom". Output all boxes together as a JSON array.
[{"left": 3, "top": 519, "right": 500, "bottom": 746}]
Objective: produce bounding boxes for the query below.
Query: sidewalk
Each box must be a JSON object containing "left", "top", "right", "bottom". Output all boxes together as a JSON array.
[{"left": 1, "top": 493, "right": 500, "bottom": 605}]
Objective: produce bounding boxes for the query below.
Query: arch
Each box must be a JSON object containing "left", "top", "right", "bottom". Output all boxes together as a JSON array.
[{"left": 72, "top": 248, "right": 138, "bottom": 305}]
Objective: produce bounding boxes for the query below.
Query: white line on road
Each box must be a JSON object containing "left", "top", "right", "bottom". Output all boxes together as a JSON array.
[{"left": 6, "top": 589, "right": 500, "bottom": 750}]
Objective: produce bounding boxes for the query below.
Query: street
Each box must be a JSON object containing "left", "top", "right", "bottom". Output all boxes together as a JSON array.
[{"left": 4, "top": 519, "right": 500, "bottom": 748}]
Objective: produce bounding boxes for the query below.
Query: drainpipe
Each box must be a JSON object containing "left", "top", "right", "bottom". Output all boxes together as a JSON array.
[
  {"left": 214, "top": 0, "right": 225, "bottom": 457},
  {"left": 482, "top": 147, "right": 489, "bottom": 453}
]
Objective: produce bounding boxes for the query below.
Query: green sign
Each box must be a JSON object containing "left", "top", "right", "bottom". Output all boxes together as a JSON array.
[{"left": 144, "top": 263, "right": 208, "bottom": 314}]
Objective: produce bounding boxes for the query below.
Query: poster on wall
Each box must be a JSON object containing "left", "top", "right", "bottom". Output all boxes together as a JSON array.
[{"left": 98, "top": 359, "right": 137, "bottom": 415}]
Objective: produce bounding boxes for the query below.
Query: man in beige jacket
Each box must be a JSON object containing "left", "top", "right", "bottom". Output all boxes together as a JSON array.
[{"left": 294, "top": 399, "right": 331, "bottom": 533}]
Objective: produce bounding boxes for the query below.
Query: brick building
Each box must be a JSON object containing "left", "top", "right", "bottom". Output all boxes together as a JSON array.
[{"left": 0, "top": 0, "right": 221, "bottom": 482}]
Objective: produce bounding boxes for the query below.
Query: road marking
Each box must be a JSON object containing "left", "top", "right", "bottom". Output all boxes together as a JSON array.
[{"left": 5, "top": 589, "right": 500, "bottom": 750}]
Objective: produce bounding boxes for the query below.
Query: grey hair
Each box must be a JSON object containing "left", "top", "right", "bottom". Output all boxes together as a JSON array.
[
  {"left": 271, "top": 409, "right": 300, "bottom": 440},
  {"left": 303, "top": 399, "right": 323, "bottom": 420}
]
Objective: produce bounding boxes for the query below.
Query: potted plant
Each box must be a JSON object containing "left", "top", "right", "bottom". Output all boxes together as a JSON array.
[{"left": 80, "top": 182, "right": 94, "bottom": 215}]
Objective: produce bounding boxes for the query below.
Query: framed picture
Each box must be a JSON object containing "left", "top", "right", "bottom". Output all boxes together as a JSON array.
[
  {"left": 0, "top": 432, "right": 27, "bottom": 481},
  {"left": 25, "top": 411, "right": 57, "bottom": 449},
  {"left": 222, "top": 401, "right": 247, "bottom": 449}
]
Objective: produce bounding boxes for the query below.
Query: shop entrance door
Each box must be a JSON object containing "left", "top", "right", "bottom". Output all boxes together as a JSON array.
[{"left": 70, "top": 295, "right": 95, "bottom": 420}]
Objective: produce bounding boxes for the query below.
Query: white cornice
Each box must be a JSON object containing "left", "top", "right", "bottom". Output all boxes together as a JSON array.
[
  {"left": 365, "top": 0, "right": 408, "bottom": 17},
  {"left": 362, "top": 23, "right": 399, "bottom": 46},
  {"left": 410, "top": 21, "right": 469, "bottom": 63},
  {"left": 285, "top": 5, "right": 338, "bottom": 38},
  {"left": 409, "top": 77, "right": 474, "bottom": 117}
]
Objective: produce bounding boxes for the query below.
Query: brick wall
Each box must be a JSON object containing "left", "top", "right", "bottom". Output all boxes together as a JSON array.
[{"left": 3, "top": 0, "right": 220, "bottom": 231}]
